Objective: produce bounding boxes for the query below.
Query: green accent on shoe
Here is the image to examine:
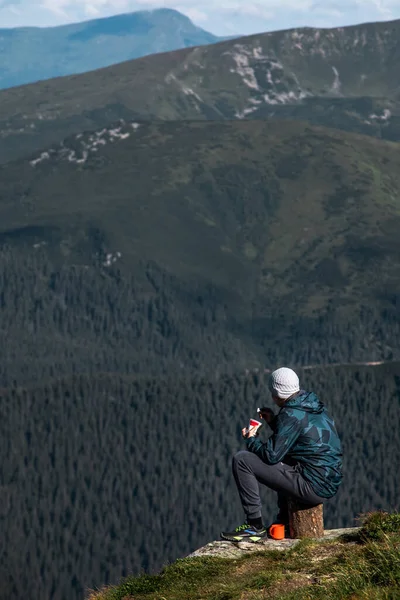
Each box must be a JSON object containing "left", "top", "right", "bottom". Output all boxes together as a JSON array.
[{"left": 235, "top": 523, "right": 251, "bottom": 532}]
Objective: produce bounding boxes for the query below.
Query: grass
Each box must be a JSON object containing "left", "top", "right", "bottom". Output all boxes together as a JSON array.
[{"left": 85, "top": 511, "right": 400, "bottom": 600}]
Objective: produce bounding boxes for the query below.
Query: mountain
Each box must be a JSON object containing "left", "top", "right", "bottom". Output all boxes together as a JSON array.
[
  {"left": 5, "top": 118, "right": 400, "bottom": 318},
  {"left": 1, "top": 117, "right": 400, "bottom": 388},
  {"left": 1, "top": 17, "right": 400, "bottom": 166},
  {"left": 1, "top": 17, "right": 400, "bottom": 600},
  {"left": 0, "top": 8, "right": 223, "bottom": 91}
]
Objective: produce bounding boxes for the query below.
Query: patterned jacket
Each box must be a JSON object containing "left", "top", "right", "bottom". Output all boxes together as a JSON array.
[{"left": 245, "top": 390, "right": 343, "bottom": 498}]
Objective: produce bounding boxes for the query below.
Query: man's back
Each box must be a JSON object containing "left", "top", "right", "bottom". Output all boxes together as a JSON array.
[
  {"left": 275, "top": 391, "right": 343, "bottom": 498},
  {"left": 247, "top": 390, "right": 343, "bottom": 498}
]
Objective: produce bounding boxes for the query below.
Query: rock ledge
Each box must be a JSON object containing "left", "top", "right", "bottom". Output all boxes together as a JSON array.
[{"left": 187, "top": 527, "right": 360, "bottom": 559}]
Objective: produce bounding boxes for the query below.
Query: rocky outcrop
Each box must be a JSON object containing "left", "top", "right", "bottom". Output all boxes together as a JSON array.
[{"left": 187, "top": 527, "right": 360, "bottom": 559}]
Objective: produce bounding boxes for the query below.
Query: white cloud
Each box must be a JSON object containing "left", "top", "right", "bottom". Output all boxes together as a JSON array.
[
  {"left": 368, "top": 0, "right": 393, "bottom": 17},
  {"left": 39, "top": 0, "right": 68, "bottom": 17},
  {"left": 179, "top": 7, "right": 208, "bottom": 23},
  {"left": 39, "top": 0, "right": 129, "bottom": 18},
  {"left": 1, "top": 0, "right": 400, "bottom": 34}
]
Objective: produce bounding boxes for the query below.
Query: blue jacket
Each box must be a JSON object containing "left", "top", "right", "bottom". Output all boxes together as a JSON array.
[{"left": 245, "top": 390, "right": 343, "bottom": 498}]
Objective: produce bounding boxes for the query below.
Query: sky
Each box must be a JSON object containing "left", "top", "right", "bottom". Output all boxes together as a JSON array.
[{"left": 0, "top": 0, "right": 399, "bottom": 36}]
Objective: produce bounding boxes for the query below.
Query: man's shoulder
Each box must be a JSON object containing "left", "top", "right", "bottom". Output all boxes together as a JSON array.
[{"left": 277, "top": 405, "right": 306, "bottom": 422}]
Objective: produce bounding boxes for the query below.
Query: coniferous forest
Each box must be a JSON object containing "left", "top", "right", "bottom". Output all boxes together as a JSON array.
[{"left": 0, "top": 245, "right": 399, "bottom": 600}]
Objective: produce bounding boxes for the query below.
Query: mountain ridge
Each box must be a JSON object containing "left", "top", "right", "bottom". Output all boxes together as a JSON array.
[
  {"left": 0, "top": 8, "right": 223, "bottom": 91},
  {"left": 1, "top": 16, "right": 400, "bottom": 165}
]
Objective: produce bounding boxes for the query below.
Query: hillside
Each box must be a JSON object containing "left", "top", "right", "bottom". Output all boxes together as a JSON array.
[
  {"left": 85, "top": 512, "right": 400, "bottom": 600},
  {"left": 1, "top": 366, "right": 399, "bottom": 600},
  {"left": 0, "top": 9, "right": 221, "bottom": 91},
  {"left": 1, "top": 18, "right": 400, "bottom": 164},
  {"left": 1, "top": 118, "right": 400, "bottom": 386},
  {"left": 3, "top": 119, "right": 400, "bottom": 313}
]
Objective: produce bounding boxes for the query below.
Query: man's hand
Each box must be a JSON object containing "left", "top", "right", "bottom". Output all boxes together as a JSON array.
[
  {"left": 242, "top": 425, "right": 261, "bottom": 439},
  {"left": 258, "top": 407, "right": 275, "bottom": 424}
]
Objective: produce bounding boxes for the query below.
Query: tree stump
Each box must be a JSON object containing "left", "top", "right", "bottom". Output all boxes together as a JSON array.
[{"left": 288, "top": 499, "right": 324, "bottom": 539}]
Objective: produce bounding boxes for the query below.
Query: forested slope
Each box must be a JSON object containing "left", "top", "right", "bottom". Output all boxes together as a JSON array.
[
  {"left": 0, "top": 119, "right": 399, "bottom": 386},
  {"left": 0, "top": 364, "right": 398, "bottom": 600}
]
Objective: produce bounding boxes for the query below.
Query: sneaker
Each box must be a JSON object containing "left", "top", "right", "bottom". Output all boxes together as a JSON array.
[{"left": 220, "top": 522, "right": 268, "bottom": 543}]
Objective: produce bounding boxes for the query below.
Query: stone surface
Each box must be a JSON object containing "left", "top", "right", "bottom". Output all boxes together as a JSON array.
[{"left": 186, "top": 528, "right": 360, "bottom": 559}]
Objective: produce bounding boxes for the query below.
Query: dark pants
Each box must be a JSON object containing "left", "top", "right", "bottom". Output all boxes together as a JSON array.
[{"left": 232, "top": 450, "right": 325, "bottom": 522}]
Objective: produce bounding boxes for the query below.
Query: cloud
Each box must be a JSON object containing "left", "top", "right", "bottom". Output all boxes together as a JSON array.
[
  {"left": 39, "top": 0, "right": 129, "bottom": 18},
  {"left": 179, "top": 7, "right": 208, "bottom": 23}
]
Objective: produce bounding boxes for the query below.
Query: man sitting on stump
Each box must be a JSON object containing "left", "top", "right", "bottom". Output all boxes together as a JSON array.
[{"left": 221, "top": 367, "right": 343, "bottom": 542}]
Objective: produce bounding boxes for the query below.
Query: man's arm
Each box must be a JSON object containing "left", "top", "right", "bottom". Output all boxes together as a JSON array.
[
  {"left": 245, "top": 409, "right": 303, "bottom": 464},
  {"left": 268, "top": 415, "right": 279, "bottom": 433}
]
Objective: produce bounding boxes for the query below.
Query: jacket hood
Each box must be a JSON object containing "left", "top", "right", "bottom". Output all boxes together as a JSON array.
[{"left": 284, "top": 390, "right": 324, "bottom": 414}]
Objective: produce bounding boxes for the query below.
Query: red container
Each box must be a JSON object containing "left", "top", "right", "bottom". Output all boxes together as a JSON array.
[{"left": 269, "top": 524, "right": 286, "bottom": 540}]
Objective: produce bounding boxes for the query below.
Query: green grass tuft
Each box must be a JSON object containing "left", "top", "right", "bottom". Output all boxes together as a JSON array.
[{"left": 359, "top": 510, "right": 400, "bottom": 541}]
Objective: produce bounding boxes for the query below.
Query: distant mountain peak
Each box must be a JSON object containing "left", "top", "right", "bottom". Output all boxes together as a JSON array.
[
  {"left": 148, "top": 7, "right": 193, "bottom": 19},
  {"left": 0, "top": 8, "right": 221, "bottom": 90}
]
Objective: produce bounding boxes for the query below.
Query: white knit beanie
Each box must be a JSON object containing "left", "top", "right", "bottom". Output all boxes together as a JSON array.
[{"left": 269, "top": 367, "right": 300, "bottom": 399}]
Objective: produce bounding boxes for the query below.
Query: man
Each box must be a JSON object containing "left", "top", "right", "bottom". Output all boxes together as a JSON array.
[{"left": 221, "top": 367, "right": 343, "bottom": 542}]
